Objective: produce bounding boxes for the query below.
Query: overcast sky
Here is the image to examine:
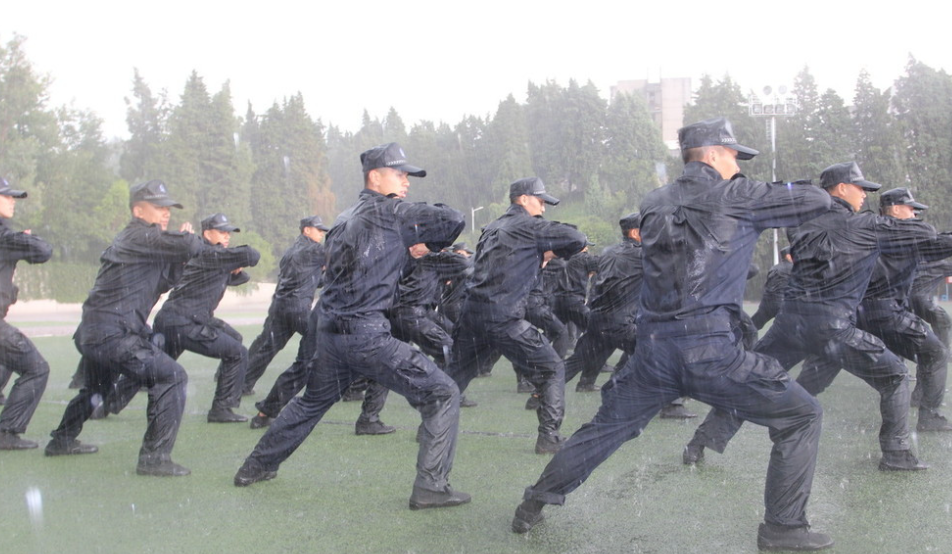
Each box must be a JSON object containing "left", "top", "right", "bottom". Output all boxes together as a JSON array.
[{"left": 4, "top": 1, "right": 948, "bottom": 139}]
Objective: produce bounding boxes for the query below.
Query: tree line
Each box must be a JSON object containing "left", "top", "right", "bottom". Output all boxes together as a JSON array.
[{"left": 2, "top": 33, "right": 951, "bottom": 300}]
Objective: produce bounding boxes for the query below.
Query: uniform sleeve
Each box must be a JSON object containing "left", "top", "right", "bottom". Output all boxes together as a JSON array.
[
  {"left": 0, "top": 229, "right": 53, "bottom": 264},
  {"left": 136, "top": 227, "right": 205, "bottom": 263},
  {"left": 434, "top": 251, "right": 471, "bottom": 280},
  {"left": 396, "top": 202, "right": 465, "bottom": 251},
  {"left": 744, "top": 180, "right": 832, "bottom": 230},
  {"left": 228, "top": 271, "right": 252, "bottom": 287},
  {"left": 536, "top": 220, "right": 587, "bottom": 260},
  {"left": 877, "top": 218, "right": 952, "bottom": 261},
  {"left": 194, "top": 245, "right": 261, "bottom": 273}
]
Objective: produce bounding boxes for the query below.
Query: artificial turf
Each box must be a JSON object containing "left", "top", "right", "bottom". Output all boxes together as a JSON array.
[{"left": 2, "top": 320, "right": 952, "bottom": 553}]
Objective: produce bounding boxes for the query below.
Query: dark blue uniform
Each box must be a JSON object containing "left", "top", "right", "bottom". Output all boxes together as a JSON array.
[
  {"left": 153, "top": 240, "right": 259, "bottom": 418},
  {"left": 446, "top": 203, "right": 586, "bottom": 451},
  {"left": 238, "top": 189, "right": 464, "bottom": 495},
  {"left": 0, "top": 219, "right": 53, "bottom": 446},
  {"left": 691, "top": 196, "right": 952, "bottom": 460},
  {"left": 49, "top": 217, "right": 203, "bottom": 466},
  {"left": 751, "top": 257, "right": 793, "bottom": 329},
  {"left": 520, "top": 162, "right": 830, "bottom": 529},
  {"left": 910, "top": 258, "right": 952, "bottom": 347},
  {"left": 550, "top": 250, "right": 597, "bottom": 336},
  {"left": 562, "top": 236, "right": 640, "bottom": 389},
  {"left": 243, "top": 234, "right": 325, "bottom": 395}
]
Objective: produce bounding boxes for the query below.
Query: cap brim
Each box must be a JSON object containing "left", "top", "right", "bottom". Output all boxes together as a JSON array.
[
  {"left": 538, "top": 192, "right": 560, "bottom": 206},
  {"left": 909, "top": 201, "right": 928, "bottom": 210},
  {"left": 855, "top": 179, "right": 882, "bottom": 192},
  {"left": 316, "top": 224, "right": 330, "bottom": 232},
  {"left": 150, "top": 198, "right": 185, "bottom": 209},
  {"left": 0, "top": 189, "right": 28, "bottom": 198},
  {"left": 393, "top": 163, "right": 426, "bottom": 178},
  {"left": 728, "top": 144, "right": 759, "bottom": 160}
]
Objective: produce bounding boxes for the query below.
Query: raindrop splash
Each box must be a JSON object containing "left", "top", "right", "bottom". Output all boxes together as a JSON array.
[{"left": 25, "top": 487, "right": 43, "bottom": 529}]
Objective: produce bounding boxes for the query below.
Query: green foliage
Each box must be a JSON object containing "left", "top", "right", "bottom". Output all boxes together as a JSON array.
[
  {"left": 245, "top": 93, "right": 333, "bottom": 258},
  {"left": 601, "top": 92, "right": 668, "bottom": 207},
  {"left": 232, "top": 229, "right": 276, "bottom": 286},
  {"left": 15, "top": 260, "right": 98, "bottom": 303},
  {"left": 10, "top": 36, "right": 952, "bottom": 302},
  {"left": 893, "top": 56, "right": 952, "bottom": 230}
]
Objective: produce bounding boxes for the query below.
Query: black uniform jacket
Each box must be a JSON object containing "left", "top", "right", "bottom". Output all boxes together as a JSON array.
[
  {"left": 318, "top": 189, "right": 464, "bottom": 323},
  {"left": 911, "top": 257, "right": 952, "bottom": 299},
  {"left": 639, "top": 162, "right": 830, "bottom": 326},
  {"left": 159, "top": 240, "right": 261, "bottom": 322},
  {"left": 785, "top": 198, "right": 952, "bottom": 318},
  {"left": 587, "top": 237, "right": 642, "bottom": 319},
  {"left": 396, "top": 251, "right": 471, "bottom": 310},
  {"left": 863, "top": 220, "right": 952, "bottom": 304},
  {"left": 0, "top": 219, "right": 53, "bottom": 317},
  {"left": 463, "top": 204, "right": 587, "bottom": 323},
  {"left": 77, "top": 218, "right": 204, "bottom": 337},
  {"left": 273, "top": 235, "right": 325, "bottom": 303},
  {"left": 554, "top": 251, "right": 598, "bottom": 299}
]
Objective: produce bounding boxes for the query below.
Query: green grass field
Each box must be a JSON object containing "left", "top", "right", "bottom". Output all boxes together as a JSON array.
[{"left": 2, "top": 318, "right": 952, "bottom": 553}]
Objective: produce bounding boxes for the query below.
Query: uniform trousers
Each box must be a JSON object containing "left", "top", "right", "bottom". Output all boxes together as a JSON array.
[
  {"left": 692, "top": 312, "right": 910, "bottom": 454},
  {"left": 524, "top": 319, "right": 822, "bottom": 528},
  {"left": 0, "top": 319, "right": 49, "bottom": 434},
  {"left": 563, "top": 313, "right": 635, "bottom": 387},
  {"left": 255, "top": 309, "right": 387, "bottom": 423},
  {"left": 243, "top": 298, "right": 310, "bottom": 393},
  {"left": 448, "top": 309, "right": 565, "bottom": 436},
  {"left": 911, "top": 294, "right": 952, "bottom": 348},
  {"left": 154, "top": 315, "right": 247, "bottom": 411},
  {"left": 51, "top": 327, "right": 188, "bottom": 464},
  {"left": 243, "top": 317, "right": 460, "bottom": 492},
  {"left": 855, "top": 300, "right": 947, "bottom": 413}
]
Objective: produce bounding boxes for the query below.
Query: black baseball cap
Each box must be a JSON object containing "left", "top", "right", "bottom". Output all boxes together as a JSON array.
[
  {"left": 509, "top": 177, "right": 559, "bottom": 205},
  {"left": 678, "top": 117, "right": 759, "bottom": 160},
  {"left": 130, "top": 180, "right": 183, "bottom": 208},
  {"left": 0, "top": 177, "right": 27, "bottom": 198},
  {"left": 300, "top": 215, "right": 331, "bottom": 232},
  {"left": 201, "top": 213, "right": 240, "bottom": 232},
  {"left": 619, "top": 212, "right": 641, "bottom": 231},
  {"left": 360, "top": 143, "right": 426, "bottom": 177},
  {"left": 880, "top": 187, "right": 927, "bottom": 210},
  {"left": 819, "top": 162, "right": 881, "bottom": 191}
]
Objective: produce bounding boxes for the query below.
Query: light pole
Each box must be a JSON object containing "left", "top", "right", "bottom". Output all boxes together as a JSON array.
[
  {"left": 471, "top": 206, "right": 484, "bottom": 235},
  {"left": 749, "top": 85, "right": 797, "bottom": 264}
]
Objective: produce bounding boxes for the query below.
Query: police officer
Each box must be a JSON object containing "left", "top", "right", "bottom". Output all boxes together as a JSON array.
[
  {"left": 235, "top": 143, "right": 471, "bottom": 511},
  {"left": 536, "top": 257, "right": 571, "bottom": 358},
  {"left": 390, "top": 243, "right": 469, "bottom": 369},
  {"left": 436, "top": 243, "right": 474, "bottom": 331},
  {"left": 550, "top": 241, "right": 597, "bottom": 343},
  {"left": 153, "top": 213, "right": 260, "bottom": 423},
  {"left": 46, "top": 180, "right": 203, "bottom": 477},
  {"left": 847, "top": 188, "right": 952, "bottom": 431},
  {"left": 685, "top": 164, "right": 952, "bottom": 472},
  {"left": 910, "top": 258, "right": 952, "bottom": 348},
  {"left": 242, "top": 216, "right": 329, "bottom": 396},
  {"left": 0, "top": 178, "right": 53, "bottom": 450},
  {"left": 908, "top": 256, "right": 952, "bottom": 406},
  {"left": 561, "top": 214, "right": 640, "bottom": 393},
  {"left": 513, "top": 118, "right": 833, "bottom": 552},
  {"left": 560, "top": 213, "right": 696, "bottom": 418},
  {"left": 751, "top": 247, "right": 793, "bottom": 329},
  {"left": 446, "top": 177, "right": 587, "bottom": 455}
]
